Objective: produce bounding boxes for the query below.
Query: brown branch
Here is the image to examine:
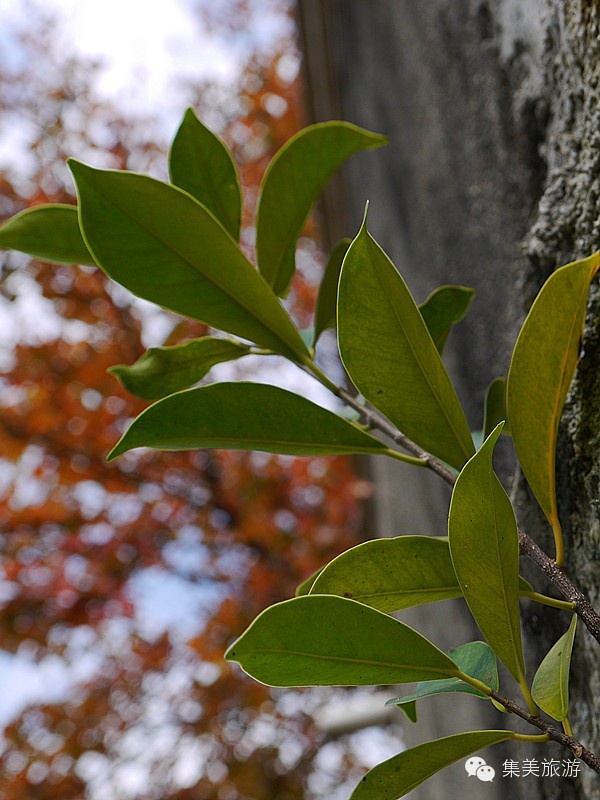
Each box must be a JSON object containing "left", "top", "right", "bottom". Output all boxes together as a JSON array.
[
  {"left": 297, "top": 372, "right": 600, "bottom": 770},
  {"left": 517, "top": 531, "right": 600, "bottom": 642},
  {"left": 489, "top": 689, "right": 600, "bottom": 774},
  {"left": 332, "top": 386, "right": 600, "bottom": 645}
]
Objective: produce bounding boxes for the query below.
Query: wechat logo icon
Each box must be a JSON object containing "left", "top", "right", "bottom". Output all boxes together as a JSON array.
[{"left": 465, "top": 756, "right": 496, "bottom": 782}]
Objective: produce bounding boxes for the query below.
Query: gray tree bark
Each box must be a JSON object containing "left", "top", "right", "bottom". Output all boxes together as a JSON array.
[{"left": 299, "top": 2, "right": 600, "bottom": 799}]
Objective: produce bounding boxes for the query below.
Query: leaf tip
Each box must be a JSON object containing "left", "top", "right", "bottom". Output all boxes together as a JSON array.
[
  {"left": 484, "top": 420, "right": 505, "bottom": 448},
  {"left": 360, "top": 200, "right": 370, "bottom": 231},
  {"left": 66, "top": 158, "right": 87, "bottom": 180},
  {"left": 368, "top": 132, "right": 389, "bottom": 149},
  {"left": 67, "top": 159, "right": 98, "bottom": 198},
  {"left": 224, "top": 645, "right": 238, "bottom": 663},
  {"left": 106, "top": 442, "right": 124, "bottom": 463}
]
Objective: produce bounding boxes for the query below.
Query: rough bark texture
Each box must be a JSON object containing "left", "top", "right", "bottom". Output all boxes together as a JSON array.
[{"left": 299, "top": 2, "right": 600, "bottom": 798}]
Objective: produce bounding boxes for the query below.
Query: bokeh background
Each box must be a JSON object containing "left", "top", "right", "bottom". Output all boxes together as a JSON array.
[{"left": 0, "top": 1, "right": 402, "bottom": 797}]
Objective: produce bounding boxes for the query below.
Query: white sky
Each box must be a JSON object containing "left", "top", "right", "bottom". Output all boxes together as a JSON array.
[{"left": 2, "top": 0, "right": 293, "bottom": 131}]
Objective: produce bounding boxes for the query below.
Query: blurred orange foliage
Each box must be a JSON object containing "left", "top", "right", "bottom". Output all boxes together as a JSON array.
[{"left": 0, "top": 3, "right": 368, "bottom": 798}]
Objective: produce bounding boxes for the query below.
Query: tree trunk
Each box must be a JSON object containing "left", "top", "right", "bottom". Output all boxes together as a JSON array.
[{"left": 299, "top": 2, "right": 600, "bottom": 798}]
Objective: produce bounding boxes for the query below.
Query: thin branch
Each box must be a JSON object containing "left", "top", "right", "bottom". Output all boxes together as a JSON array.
[
  {"left": 518, "top": 531, "right": 600, "bottom": 642},
  {"left": 303, "top": 365, "right": 600, "bottom": 646},
  {"left": 459, "top": 671, "right": 598, "bottom": 771},
  {"left": 300, "top": 364, "right": 600, "bottom": 771},
  {"left": 488, "top": 689, "right": 600, "bottom": 774},
  {"left": 337, "top": 386, "right": 458, "bottom": 483}
]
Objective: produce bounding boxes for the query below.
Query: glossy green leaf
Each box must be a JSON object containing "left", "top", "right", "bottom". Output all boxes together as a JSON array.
[
  {"left": 418, "top": 285, "right": 475, "bottom": 354},
  {"left": 108, "top": 337, "right": 250, "bottom": 400},
  {"left": 338, "top": 221, "right": 475, "bottom": 471},
  {"left": 483, "top": 376, "right": 510, "bottom": 439},
  {"left": 350, "top": 730, "right": 515, "bottom": 800},
  {"left": 256, "top": 122, "right": 387, "bottom": 295},
  {"left": 0, "top": 203, "right": 95, "bottom": 265},
  {"left": 68, "top": 161, "right": 309, "bottom": 363},
  {"left": 295, "top": 566, "right": 325, "bottom": 597},
  {"left": 507, "top": 252, "right": 600, "bottom": 535},
  {"left": 448, "top": 423, "right": 525, "bottom": 682},
  {"left": 531, "top": 615, "right": 577, "bottom": 721},
  {"left": 313, "top": 238, "right": 351, "bottom": 344},
  {"left": 108, "top": 382, "right": 393, "bottom": 461},
  {"left": 310, "top": 536, "right": 462, "bottom": 612},
  {"left": 308, "top": 535, "right": 533, "bottom": 612},
  {"left": 387, "top": 641, "right": 498, "bottom": 723},
  {"left": 225, "top": 595, "right": 458, "bottom": 687},
  {"left": 169, "top": 108, "right": 242, "bottom": 240}
]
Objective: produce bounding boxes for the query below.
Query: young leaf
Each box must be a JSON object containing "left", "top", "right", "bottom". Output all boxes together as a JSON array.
[
  {"left": 448, "top": 423, "right": 525, "bottom": 683},
  {"left": 386, "top": 641, "right": 498, "bottom": 723},
  {"left": 310, "top": 536, "right": 463, "bottom": 612},
  {"left": 531, "top": 615, "right": 577, "bottom": 721},
  {"left": 107, "top": 382, "right": 395, "bottom": 462},
  {"left": 483, "top": 376, "right": 510, "bottom": 439},
  {"left": 225, "top": 595, "right": 459, "bottom": 687},
  {"left": 108, "top": 337, "right": 251, "bottom": 400},
  {"left": 313, "top": 238, "right": 351, "bottom": 344},
  {"left": 256, "top": 122, "right": 387, "bottom": 296},
  {"left": 349, "top": 730, "right": 516, "bottom": 800},
  {"left": 0, "top": 203, "right": 95, "bottom": 265},
  {"left": 418, "top": 285, "right": 475, "bottom": 354},
  {"left": 68, "top": 161, "right": 309, "bottom": 363},
  {"left": 507, "top": 251, "right": 600, "bottom": 559},
  {"left": 169, "top": 108, "right": 242, "bottom": 240},
  {"left": 338, "top": 221, "right": 475, "bottom": 471}
]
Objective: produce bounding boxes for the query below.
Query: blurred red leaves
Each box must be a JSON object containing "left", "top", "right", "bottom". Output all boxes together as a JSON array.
[{"left": 0, "top": 5, "right": 367, "bottom": 798}]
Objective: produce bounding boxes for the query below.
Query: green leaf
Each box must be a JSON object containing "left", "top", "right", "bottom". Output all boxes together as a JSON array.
[
  {"left": 169, "top": 108, "right": 242, "bottom": 240},
  {"left": 256, "top": 122, "right": 387, "bottom": 296},
  {"left": 310, "top": 536, "right": 462, "bottom": 612},
  {"left": 531, "top": 615, "right": 577, "bottom": 721},
  {"left": 350, "top": 730, "right": 516, "bottom": 800},
  {"left": 308, "top": 535, "right": 533, "bottom": 613},
  {"left": 68, "top": 161, "right": 309, "bottom": 363},
  {"left": 225, "top": 595, "right": 458, "bottom": 687},
  {"left": 448, "top": 423, "right": 525, "bottom": 682},
  {"left": 507, "top": 252, "right": 600, "bottom": 540},
  {"left": 295, "top": 566, "right": 325, "bottom": 597},
  {"left": 108, "top": 337, "right": 251, "bottom": 400},
  {"left": 338, "top": 221, "right": 475, "bottom": 471},
  {"left": 483, "top": 376, "right": 510, "bottom": 439},
  {"left": 108, "top": 382, "right": 393, "bottom": 461},
  {"left": 387, "top": 641, "right": 499, "bottom": 723},
  {"left": 313, "top": 238, "right": 351, "bottom": 344},
  {"left": 418, "top": 285, "right": 475, "bottom": 354},
  {"left": 0, "top": 203, "right": 95, "bottom": 265}
]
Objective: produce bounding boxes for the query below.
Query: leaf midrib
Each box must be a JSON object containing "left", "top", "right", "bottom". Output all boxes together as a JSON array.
[
  {"left": 325, "top": 585, "right": 460, "bottom": 600},
  {"left": 173, "top": 127, "right": 239, "bottom": 237},
  {"left": 488, "top": 461, "right": 523, "bottom": 679},
  {"left": 84, "top": 172, "right": 304, "bottom": 359},
  {"left": 119, "top": 434, "right": 386, "bottom": 454},
  {"left": 238, "top": 647, "right": 457, "bottom": 676},
  {"left": 136, "top": 342, "right": 249, "bottom": 378},
  {"left": 368, "top": 235, "right": 472, "bottom": 464}
]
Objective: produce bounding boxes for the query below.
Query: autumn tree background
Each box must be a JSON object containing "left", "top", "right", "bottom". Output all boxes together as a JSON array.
[{"left": 0, "top": 3, "right": 396, "bottom": 797}]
